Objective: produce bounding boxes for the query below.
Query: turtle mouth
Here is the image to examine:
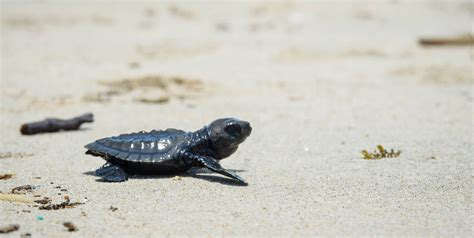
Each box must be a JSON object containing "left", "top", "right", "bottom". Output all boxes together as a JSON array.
[{"left": 215, "top": 146, "right": 239, "bottom": 160}]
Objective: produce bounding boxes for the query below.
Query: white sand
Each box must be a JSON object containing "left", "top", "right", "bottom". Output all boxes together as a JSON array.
[{"left": 1, "top": 1, "right": 472, "bottom": 236}]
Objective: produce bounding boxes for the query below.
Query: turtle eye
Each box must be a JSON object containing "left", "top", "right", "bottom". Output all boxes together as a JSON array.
[{"left": 225, "top": 124, "right": 242, "bottom": 137}]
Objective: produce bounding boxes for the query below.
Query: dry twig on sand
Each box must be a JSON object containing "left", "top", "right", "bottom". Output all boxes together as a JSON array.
[
  {"left": 418, "top": 34, "right": 474, "bottom": 46},
  {"left": 20, "top": 113, "right": 93, "bottom": 135}
]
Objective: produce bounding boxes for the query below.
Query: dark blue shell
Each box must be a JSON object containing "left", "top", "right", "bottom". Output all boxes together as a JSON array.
[{"left": 85, "top": 129, "right": 188, "bottom": 164}]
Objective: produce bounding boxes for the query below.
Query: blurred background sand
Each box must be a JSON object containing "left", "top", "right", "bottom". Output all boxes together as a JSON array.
[{"left": 1, "top": 1, "right": 472, "bottom": 236}]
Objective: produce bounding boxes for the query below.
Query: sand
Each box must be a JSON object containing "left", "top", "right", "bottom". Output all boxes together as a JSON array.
[{"left": 1, "top": 1, "right": 472, "bottom": 237}]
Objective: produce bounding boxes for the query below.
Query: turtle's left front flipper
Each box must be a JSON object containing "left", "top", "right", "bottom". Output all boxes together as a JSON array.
[{"left": 190, "top": 155, "right": 247, "bottom": 185}]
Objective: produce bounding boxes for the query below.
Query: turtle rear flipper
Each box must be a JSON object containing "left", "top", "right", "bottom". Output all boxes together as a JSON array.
[{"left": 95, "top": 163, "right": 128, "bottom": 182}]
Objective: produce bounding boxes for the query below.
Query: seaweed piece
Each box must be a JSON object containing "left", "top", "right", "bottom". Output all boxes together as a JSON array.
[
  {"left": 38, "top": 196, "right": 83, "bottom": 210},
  {"left": 34, "top": 197, "right": 52, "bottom": 204},
  {"left": 361, "top": 145, "right": 401, "bottom": 160},
  {"left": 63, "top": 222, "right": 78, "bottom": 232},
  {"left": 0, "top": 224, "right": 19, "bottom": 233},
  {"left": 20, "top": 113, "right": 93, "bottom": 135}
]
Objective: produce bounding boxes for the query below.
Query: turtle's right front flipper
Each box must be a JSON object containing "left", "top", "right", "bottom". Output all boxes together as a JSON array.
[
  {"left": 95, "top": 162, "right": 128, "bottom": 182},
  {"left": 188, "top": 154, "right": 247, "bottom": 185}
]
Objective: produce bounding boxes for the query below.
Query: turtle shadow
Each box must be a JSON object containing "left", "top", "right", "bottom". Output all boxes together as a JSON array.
[
  {"left": 186, "top": 167, "right": 246, "bottom": 174},
  {"left": 186, "top": 173, "right": 248, "bottom": 186},
  {"left": 83, "top": 171, "right": 96, "bottom": 176},
  {"left": 132, "top": 173, "right": 246, "bottom": 186},
  {"left": 82, "top": 169, "right": 247, "bottom": 186},
  {"left": 82, "top": 171, "right": 174, "bottom": 183}
]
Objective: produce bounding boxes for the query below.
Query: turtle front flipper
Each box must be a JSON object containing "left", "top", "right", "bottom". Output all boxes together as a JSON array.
[
  {"left": 95, "top": 162, "right": 129, "bottom": 182},
  {"left": 189, "top": 155, "right": 247, "bottom": 185}
]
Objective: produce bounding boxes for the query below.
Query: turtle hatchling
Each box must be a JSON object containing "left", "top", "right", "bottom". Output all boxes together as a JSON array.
[{"left": 85, "top": 118, "right": 252, "bottom": 184}]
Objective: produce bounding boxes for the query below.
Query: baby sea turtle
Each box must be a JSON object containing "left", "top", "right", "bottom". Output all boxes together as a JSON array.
[{"left": 85, "top": 118, "right": 251, "bottom": 184}]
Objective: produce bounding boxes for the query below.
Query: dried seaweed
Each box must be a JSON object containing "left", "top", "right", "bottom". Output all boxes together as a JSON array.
[
  {"left": 361, "top": 145, "right": 401, "bottom": 160},
  {"left": 37, "top": 196, "right": 83, "bottom": 210},
  {"left": 34, "top": 197, "right": 52, "bottom": 204}
]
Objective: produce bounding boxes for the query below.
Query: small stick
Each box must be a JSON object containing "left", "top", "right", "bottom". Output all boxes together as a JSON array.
[
  {"left": 20, "top": 113, "right": 93, "bottom": 135},
  {"left": 0, "top": 224, "right": 19, "bottom": 234},
  {"left": 418, "top": 35, "right": 474, "bottom": 46}
]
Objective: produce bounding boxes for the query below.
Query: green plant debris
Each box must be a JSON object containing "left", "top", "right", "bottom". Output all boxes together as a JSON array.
[{"left": 361, "top": 145, "right": 401, "bottom": 160}]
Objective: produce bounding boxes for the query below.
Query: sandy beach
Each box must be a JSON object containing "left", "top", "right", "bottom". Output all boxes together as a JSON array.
[{"left": 1, "top": 1, "right": 472, "bottom": 236}]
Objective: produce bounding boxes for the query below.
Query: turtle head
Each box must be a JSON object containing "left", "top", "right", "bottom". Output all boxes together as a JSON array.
[{"left": 206, "top": 118, "right": 252, "bottom": 159}]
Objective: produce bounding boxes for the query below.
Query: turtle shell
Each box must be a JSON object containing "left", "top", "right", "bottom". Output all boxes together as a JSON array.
[{"left": 85, "top": 129, "right": 188, "bottom": 165}]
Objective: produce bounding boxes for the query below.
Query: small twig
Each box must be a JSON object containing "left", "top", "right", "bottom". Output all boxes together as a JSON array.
[
  {"left": 20, "top": 113, "right": 93, "bottom": 135},
  {"left": 0, "top": 174, "right": 14, "bottom": 180},
  {"left": 0, "top": 224, "right": 19, "bottom": 234},
  {"left": 419, "top": 35, "right": 474, "bottom": 46}
]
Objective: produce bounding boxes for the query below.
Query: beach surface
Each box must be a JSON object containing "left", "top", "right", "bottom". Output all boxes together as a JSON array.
[{"left": 1, "top": 1, "right": 472, "bottom": 236}]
